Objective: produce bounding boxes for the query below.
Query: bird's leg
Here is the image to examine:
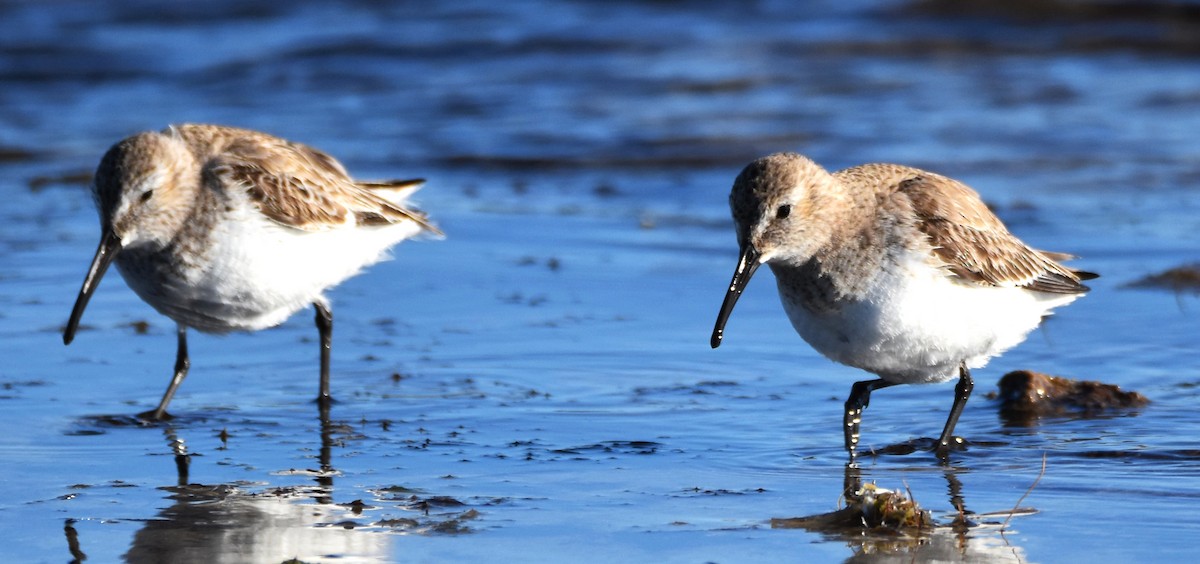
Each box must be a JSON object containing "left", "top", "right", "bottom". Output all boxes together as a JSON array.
[
  {"left": 140, "top": 324, "right": 190, "bottom": 421},
  {"left": 935, "top": 362, "right": 974, "bottom": 463},
  {"left": 844, "top": 378, "right": 897, "bottom": 465},
  {"left": 314, "top": 301, "right": 333, "bottom": 408},
  {"left": 842, "top": 462, "right": 865, "bottom": 503}
]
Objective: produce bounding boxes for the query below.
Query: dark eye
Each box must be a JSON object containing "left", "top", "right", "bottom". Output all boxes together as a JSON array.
[
  {"left": 776, "top": 204, "right": 791, "bottom": 219},
  {"left": 139, "top": 190, "right": 154, "bottom": 203}
]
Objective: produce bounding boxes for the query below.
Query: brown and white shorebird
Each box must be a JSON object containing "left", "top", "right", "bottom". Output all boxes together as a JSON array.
[
  {"left": 63, "top": 124, "right": 440, "bottom": 419},
  {"left": 710, "top": 152, "right": 1096, "bottom": 464}
]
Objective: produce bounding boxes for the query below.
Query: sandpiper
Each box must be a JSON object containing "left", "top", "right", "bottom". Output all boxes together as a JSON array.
[
  {"left": 710, "top": 152, "right": 1095, "bottom": 464},
  {"left": 64, "top": 124, "right": 441, "bottom": 419}
]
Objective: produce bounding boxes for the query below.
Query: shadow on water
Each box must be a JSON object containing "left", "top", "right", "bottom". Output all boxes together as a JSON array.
[
  {"left": 64, "top": 404, "right": 480, "bottom": 563},
  {"left": 772, "top": 464, "right": 1032, "bottom": 562}
]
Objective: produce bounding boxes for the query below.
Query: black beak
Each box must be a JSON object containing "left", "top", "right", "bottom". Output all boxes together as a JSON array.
[
  {"left": 711, "top": 244, "right": 761, "bottom": 348},
  {"left": 64, "top": 230, "right": 122, "bottom": 345}
]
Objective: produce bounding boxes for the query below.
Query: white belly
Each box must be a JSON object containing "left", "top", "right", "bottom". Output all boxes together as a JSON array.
[
  {"left": 119, "top": 210, "right": 422, "bottom": 333},
  {"left": 777, "top": 257, "right": 1080, "bottom": 384}
]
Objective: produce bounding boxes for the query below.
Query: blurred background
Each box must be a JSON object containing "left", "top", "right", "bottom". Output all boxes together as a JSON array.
[{"left": 2, "top": 1, "right": 1199, "bottom": 562}]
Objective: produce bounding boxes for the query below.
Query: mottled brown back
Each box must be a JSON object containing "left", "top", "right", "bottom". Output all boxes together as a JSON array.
[
  {"left": 172, "top": 124, "right": 439, "bottom": 234},
  {"left": 840, "top": 164, "right": 1095, "bottom": 294}
]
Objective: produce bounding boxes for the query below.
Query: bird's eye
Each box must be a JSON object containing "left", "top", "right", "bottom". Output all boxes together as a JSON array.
[
  {"left": 776, "top": 204, "right": 791, "bottom": 219},
  {"left": 139, "top": 190, "right": 154, "bottom": 203}
]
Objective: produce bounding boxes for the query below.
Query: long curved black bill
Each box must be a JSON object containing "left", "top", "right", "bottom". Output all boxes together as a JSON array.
[
  {"left": 64, "top": 230, "right": 122, "bottom": 345},
  {"left": 710, "top": 244, "right": 761, "bottom": 349}
]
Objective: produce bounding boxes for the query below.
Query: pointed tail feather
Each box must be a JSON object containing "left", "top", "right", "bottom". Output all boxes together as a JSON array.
[
  {"left": 356, "top": 178, "right": 442, "bottom": 237},
  {"left": 1036, "top": 249, "right": 1099, "bottom": 283},
  {"left": 358, "top": 178, "right": 426, "bottom": 203}
]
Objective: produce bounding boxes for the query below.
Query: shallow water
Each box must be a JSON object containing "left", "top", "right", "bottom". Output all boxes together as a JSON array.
[{"left": 3, "top": 1, "right": 1200, "bottom": 562}]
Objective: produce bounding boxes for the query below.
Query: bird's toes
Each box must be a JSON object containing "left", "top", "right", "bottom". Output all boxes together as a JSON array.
[
  {"left": 135, "top": 409, "right": 174, "bottom": 423},
  {"left": 934, "top": 436, "right": 970, "bottom": 462},
  {"left": 872, "top": 436, "right": 971, "bottom": 460},
  {"left": 874, "top": 437, "right": 935, "bottom": 456}
]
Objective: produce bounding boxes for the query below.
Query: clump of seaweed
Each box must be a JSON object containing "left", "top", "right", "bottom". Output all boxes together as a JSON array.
[
  {"left": 856, "top": 483, "right": 935, "bottom": 530},
  {"left": 993, "top": 369, "right": 1149, "bottom": 426},
  {"left": 1123, "top": 263, "right": 1200, "bottom": 294},
  {"left": 772, "top": 481, "right": 932, "bottom": 534},
  {"left": 772, "top": 462, "right": 1044, "bottom": 560}
]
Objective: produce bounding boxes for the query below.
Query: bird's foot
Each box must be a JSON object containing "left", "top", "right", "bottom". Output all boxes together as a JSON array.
[
  {"left": 870, "top": 436, "right": 969, "bottom": 460},
  {"left": 135, "top": 409, "right": 174, "bottom": 423},
  {"left": 935, "top": 436, "right": 969, "bottom": 463}
]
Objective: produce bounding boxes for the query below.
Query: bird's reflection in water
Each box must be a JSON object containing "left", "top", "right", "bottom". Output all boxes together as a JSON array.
[
  {"left": 166, "top": 425, "right": 189, "bottom": 486},
  {"left": 63, "top": 519, "right": 86, "bottom": 564},
  {"left": 122, "top": 486, "right": 391, "bottom": 563},
  {"left": 773, "top": 465, "right": 1030, "bottom": 563},
  {"left": 58, "top": 402, "right": 483, "bottom": 561},
  {"left": 315, "top": 400, "right": 336, "bottom": 504},
  {"left": 120, "top": 405, "right": 392, "bottom": 564}
]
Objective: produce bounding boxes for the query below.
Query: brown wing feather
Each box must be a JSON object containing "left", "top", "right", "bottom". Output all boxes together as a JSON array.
[
  {"left": 194, "top": 127, "right": 438, "bottom": 234},
  {"left": 894, "top": 173, "right": 1093, "bottom": 294}
]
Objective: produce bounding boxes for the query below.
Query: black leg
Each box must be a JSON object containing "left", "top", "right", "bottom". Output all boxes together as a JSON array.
[
  {"left": 935, "top": 362, "right": 974, "bottom": 462},
  {"left": 141, "top": 325, "right": 190, "bottom": 421},
  {"left": 842, "top": 462, "right": 864, "bottom": 503},
  {"left": 844, "top": 378, "right": 898, "bottom": 465},
  {"left": 315, "top": 301, "right": 333, "bottom": 407}
]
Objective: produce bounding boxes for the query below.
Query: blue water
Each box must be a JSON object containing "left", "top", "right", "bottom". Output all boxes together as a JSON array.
[{"left": 3, "top": 1, "right": 1200, "bottom": 562}]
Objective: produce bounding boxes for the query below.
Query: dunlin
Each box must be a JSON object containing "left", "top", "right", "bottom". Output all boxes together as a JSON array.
[
  {"left": 710, "top": 152, "right": 1096, "bottom": 463},
  {"left": 63, "top": 124, "right": 440, "bottom": 419}
]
